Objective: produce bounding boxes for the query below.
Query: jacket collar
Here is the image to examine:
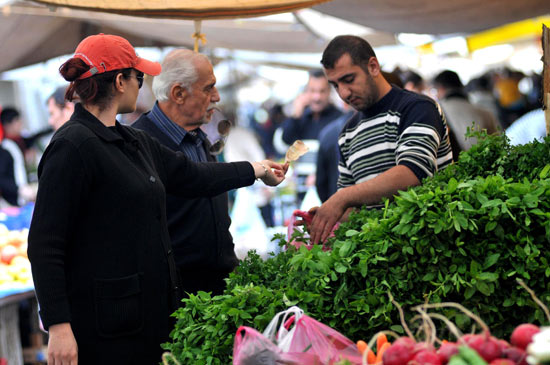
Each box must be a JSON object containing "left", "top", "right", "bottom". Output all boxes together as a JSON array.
[{"left": 71, "top": 103, "right": 138, "bottom": 144}]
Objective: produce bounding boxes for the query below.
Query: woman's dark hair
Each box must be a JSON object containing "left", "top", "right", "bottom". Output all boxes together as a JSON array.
[
  {"left": 321, "top": 35, "right": 376, "bottom": 71},
  {"left": 59, "top": 58, "right": 133, "bottom": 111}
]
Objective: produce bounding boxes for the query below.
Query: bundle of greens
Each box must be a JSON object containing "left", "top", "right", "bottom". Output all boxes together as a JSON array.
[{"left": 163, "top": 132, "right": 550, "bottom": 364}]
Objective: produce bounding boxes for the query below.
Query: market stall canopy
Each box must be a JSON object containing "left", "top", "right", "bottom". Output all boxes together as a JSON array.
[
  {"left": 312, "top": 0, "right": 550, "bottom": 35},
  {"left": 0, "top": 1, "right": 396, "bottom": 73},
  {"left": 31, "top": 0, "right": 332, "bottom": 19},
  {"left": 31, "top": 0, "right": 550, "bottom": 35}
]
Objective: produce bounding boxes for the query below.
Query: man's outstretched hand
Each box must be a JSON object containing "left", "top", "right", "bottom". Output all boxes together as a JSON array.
[{"left": 308, "top": 196, "right": 347, "bottom": 245}]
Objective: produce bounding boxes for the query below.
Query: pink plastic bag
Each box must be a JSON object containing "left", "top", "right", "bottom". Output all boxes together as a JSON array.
[
  {"left": 285, "top": 315, "right": 362, "bottom": 364},
  {"left": 232, "top": 326, "right": 322, "bottom": 364},
  {"left": 233, "top": 306, "right": 362, "bottom": 365},
  {"left": 286, "top": 210, "right": 338, "bottom": 251}
]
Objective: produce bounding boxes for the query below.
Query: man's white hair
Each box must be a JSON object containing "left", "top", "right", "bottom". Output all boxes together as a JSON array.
[{"left": 152, "top": 49, "right": 210, "bottom": 102}]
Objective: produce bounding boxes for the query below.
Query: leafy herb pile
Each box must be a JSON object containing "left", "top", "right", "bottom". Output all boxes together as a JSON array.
[{"left": 163, "top": 133, "right": 550, "bottom": 364}]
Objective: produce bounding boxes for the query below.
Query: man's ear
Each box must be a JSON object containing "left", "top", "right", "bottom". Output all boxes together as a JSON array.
[
  {"left": 170, "top": 84, "right": 188, "bottom": 104},
  {"left": 367, "top": 57, "right": 382, "bottom": 77}
]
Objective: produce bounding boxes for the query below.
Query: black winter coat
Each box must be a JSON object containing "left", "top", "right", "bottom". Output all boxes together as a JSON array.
[{"left": 27, "top": 104, "right": 254, "bottom": 364}]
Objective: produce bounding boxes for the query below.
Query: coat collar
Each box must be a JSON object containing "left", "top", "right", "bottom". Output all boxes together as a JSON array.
[{"left": 71, "top": 103, "right": 138, "bottom": 144}]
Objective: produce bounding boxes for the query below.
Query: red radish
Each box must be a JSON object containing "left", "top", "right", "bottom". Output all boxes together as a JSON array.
[
  {"left": 510, "top": 324, "right": 540, "bottom": 350},
  {"left": 408, "top": 350, "right": 442, "bottom": 365},
  {"left": 392, "top": 337, "right": 416, "bottom": 349},
  {"left": 460, "top": 334, "right": 474, "bottom": 345},
  {"left": 497, "top": 339, "right": 510, "bottom": 350},
  {"left": 489, "top": 359, "right": 514, "bottom": 365},
  {"left": 382, "top": 337, "right": 416, "bottom": 365},
  {"left": 465, "top": 334, "right": 502, "bottom": 362},
  {"left": 414, "top": 342, "right": 434, "bottom": 353},
  {"left": 437, "top": 342, "right": 459, "bottom": 364},
  {"left": 502, "top": 346, "right": 528, "bottom": 365}
]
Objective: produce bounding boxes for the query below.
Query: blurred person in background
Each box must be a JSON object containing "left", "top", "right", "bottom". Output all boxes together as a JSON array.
[
  {"left": 465, "top": 73, "right": 501, "bottom": 128},
  {"left": 250, "top": 101, "right": 286, "bottom": 160},
  {"left": 0, "top": 107, "right": 28, "bottom": 193},
  {"left": 279, "top": 69, "right": 343, "bottom": 145},
  {"left": 0, "top": 130, "right": 19, "bottom": 206},
  {"left": 47, "top": 86, "right": 75, "bottom": 131},
  {"left": 492, "top": 68, "right": 528, "bottom": 128},
  {"left": 0, "top": 107, "right": 53, "bottom": 167},
  {"left": 400, "top": 70, "right": 426, "bottom": 94},
  {"left": 505, "top": 108, "right": 546, "bottom": 146},
  {"left": 27, "top": 34, "right": 286, "bottom": 365},
  {"left": 432, "top": 70, "right": 500, "bottom": 152},
  {"left": 308, "top": 35, "right": 453, "bottom": 244},
  {"left": 275, "top": 69, "right": 343, "bottom": 206}
]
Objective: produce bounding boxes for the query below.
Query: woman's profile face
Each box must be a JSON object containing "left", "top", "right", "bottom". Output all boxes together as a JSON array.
[{"left": 117, "top": 70, "right": 141, "bottom": 115}]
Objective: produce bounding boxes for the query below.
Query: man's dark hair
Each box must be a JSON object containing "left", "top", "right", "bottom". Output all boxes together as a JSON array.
[
  {"left": 433, "top": 70, "right": 463, "bottom": 90},
  {"left": 49, "top": 86, "right": 68, "bottom": 107},
  {"left": 382, "top": 71, "right": 404, "bottom": 88},
  {"left": 320, "top": 35, "right": 376, "bottom": 70},
  {"left": 309, "top": 69, "right": 325, "bottom": 79},
  {"left": 401, "top": 70, "right": 423, "bottom": 87},
  {"left": 0, "top": 107, "right": 20, "bottom": 126}
]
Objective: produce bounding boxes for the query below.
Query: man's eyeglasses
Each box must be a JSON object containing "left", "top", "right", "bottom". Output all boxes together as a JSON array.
[{"left": 209, "top": 118, "right": 232, "bottom": 155}]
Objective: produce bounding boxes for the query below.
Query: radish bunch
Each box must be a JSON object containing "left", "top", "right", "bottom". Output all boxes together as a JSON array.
[
  {"left": 364, "top": 291, "right": 547, "bottom": 365},
  {"left": 364, "top": 323, "right": 539, "bottom": 365}
]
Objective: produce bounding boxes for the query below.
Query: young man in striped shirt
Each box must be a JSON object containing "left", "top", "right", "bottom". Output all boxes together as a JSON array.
[{"left": 309, "top": 35, "right": 453, "bottom": 244}]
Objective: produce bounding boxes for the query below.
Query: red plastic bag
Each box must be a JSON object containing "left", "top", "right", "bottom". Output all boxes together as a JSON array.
[{"left": 286, "top": 210, "right": 338, "bottom": 251}]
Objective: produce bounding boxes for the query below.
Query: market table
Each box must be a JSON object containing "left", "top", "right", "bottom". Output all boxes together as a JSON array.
[{"left": 0, "top": 285, "right": 35, "bottom": 365}]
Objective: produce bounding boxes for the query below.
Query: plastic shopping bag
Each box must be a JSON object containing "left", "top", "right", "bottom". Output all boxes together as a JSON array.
[
  {"left": 262, "top": 306, "right": 304, "bottom": 351},
  {"left": 286, "top": 314, "right": 362, "bottom": 364},
  {"left": 233, "top": 326, "right": 322, "bottom": 364},
  {"left": 233, "top": 306, "right": 362, "bottom": 364}
]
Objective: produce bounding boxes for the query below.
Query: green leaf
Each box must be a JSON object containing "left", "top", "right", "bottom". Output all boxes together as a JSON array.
[
  {"left": 485, "top": 221, "right": 497, "bottom": 232},
  {"left": 539, "top": 164, "right": 550, "bottom": 179},
  {"left": 483, "top": 253, "right": 500, "bottom": 269},
  {"left": 339, "top": 241, "right": 353, "bottom": 257},
  {"left": 422, "top": 272, "right": 436, "bottom": 281},
  {"left": 477, "top": 272, "right": 499, "bottom": 282},
  {"left": 475, "top": 281, "right": 492, "bottom": 296},
  {"left": 448, "top": 177, "right": 458, "bottom": 193},
  {"left": 464, "top": 286, "right": 476, "bottom": 299},
  {"left": 390, "top": 325, "right": 404, "bottom": 334},
  {"left": 335, "top": 262, "right": 347, "bottom": 273}
]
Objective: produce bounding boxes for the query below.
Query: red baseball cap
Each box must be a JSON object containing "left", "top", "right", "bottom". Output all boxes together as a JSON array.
[{"left": 73, "top": 33, "right": 161, "bottom": 80}]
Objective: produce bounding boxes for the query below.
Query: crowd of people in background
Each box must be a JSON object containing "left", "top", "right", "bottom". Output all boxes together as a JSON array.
[{"left": 0, "top": 58, "right": 545, "bottom": 227}]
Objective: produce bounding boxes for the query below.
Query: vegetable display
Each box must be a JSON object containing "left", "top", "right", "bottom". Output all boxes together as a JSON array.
[{"left": 163, "top": 133, "right": 550, "bottom": 364}]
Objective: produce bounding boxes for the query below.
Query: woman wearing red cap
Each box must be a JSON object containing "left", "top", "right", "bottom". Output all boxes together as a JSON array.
[{"left": 27, "top": 34, "right": 287, "bottom": 365}]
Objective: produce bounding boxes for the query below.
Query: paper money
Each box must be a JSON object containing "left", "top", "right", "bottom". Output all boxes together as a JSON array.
[{"left": 285, "top": 140, "right": 309, "bottom": 163}]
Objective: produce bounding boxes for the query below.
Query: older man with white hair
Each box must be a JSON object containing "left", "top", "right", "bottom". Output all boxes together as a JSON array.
[{"left": 132, "top": 49, "right": 236, "bottom": 297}]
